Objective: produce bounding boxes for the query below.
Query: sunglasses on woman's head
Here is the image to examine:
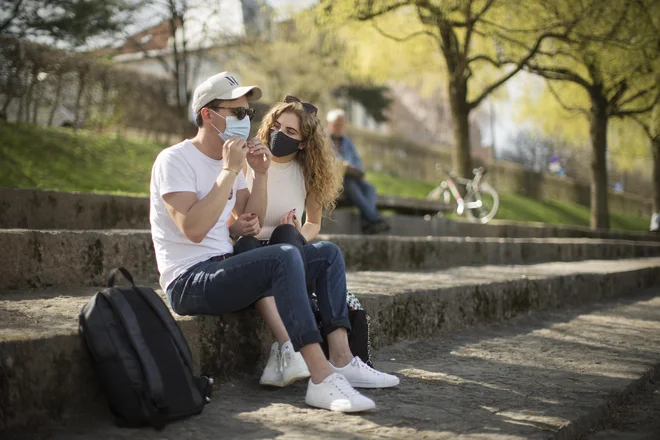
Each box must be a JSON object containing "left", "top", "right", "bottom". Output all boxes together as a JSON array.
[
  {"left": 213, "top": 106, "right": 255, "bottom": 120},
  {"left": 284, "top": 95, "right": 318, "bottom": 116}
]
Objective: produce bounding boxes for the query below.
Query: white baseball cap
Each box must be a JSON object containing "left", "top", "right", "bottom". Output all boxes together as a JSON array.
[{"left": 191, "top": 72, "right": 262, "bottom": 114}]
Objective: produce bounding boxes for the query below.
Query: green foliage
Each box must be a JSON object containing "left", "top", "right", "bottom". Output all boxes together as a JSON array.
[
  {"left": 494, "top": 193, "right": 648, "bottom": 232},
  {"left": 0, "top": 0, "right": 141, "bottom": 49},
  {"left": 339, "top": 85, "right": 393, "bottom": 122},
  {"left": 0, "top": 121, "right": 163, "bottom": 194},
  {"left": 227, "top": 14, "right": 350, "bottom": 111}
]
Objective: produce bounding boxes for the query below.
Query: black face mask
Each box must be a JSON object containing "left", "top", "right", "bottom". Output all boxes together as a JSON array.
[{"left": 269, "top": 130, "right": 301, "bottom": 157}]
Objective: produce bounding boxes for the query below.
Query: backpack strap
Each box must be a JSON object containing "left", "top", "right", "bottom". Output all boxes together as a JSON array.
[
  {"left": 101, "top": 289, "right": 168, "bottom": 417},
  {"left": 107, "top": 267, "right": 136, "bottom": 288},
  {"left": 107, "top": 267, "right": 194, "bottom": 371},
  {"left": 132, "top": 286, "right": 195, "bottom": 372}
]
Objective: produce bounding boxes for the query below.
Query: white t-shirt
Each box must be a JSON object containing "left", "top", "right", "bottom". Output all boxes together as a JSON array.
[
  {"left": 150, "top": 139, "right": 248, "bottom": 290},
  {"left": 246, "top": 159, "right": 306, "bottom": 240}
]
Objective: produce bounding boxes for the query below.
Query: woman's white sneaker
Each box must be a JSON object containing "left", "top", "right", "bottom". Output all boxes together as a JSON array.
[
  {"left": 305, "top": 373, "right": 376, "bottom": 412},
  {"left": 331, "top": 357, "right": 400, "bottom": 388},
  {"left": 260, "top": 342, "right": 283, "bottom": 387},
  {"left": 280, "top": 341, "right": 311, "bottom": 386}
]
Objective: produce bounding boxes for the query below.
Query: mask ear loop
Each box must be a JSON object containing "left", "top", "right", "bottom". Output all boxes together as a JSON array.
[{"left": 208, "top": 108, "right": 226, "bottom": 135}]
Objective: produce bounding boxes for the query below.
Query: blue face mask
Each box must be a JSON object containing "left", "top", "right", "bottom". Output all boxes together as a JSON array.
[{"left": 209, "top": 109, "right": 251, "bottom": 141}]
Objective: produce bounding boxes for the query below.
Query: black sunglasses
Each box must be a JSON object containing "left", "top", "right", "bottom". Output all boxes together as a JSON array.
[
  {"left": 284, "top": 95, "right": 318, "bottom": 116},
  {"left": 213, "top": 106, "right": 255, "bottom": 121}
]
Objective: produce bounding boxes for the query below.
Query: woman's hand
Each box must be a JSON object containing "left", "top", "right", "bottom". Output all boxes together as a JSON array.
[{"left": 279, "top": 209, "right": 301, "bottom": 231}]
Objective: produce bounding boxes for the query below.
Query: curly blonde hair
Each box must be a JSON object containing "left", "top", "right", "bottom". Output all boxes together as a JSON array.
[{"left": 257, "top": 102, "right": 342, "bottom": 213}]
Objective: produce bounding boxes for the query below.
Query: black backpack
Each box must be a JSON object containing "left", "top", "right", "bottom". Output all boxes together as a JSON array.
[{"left": 79, "top": 268, "right": 213, "bottom": 430}]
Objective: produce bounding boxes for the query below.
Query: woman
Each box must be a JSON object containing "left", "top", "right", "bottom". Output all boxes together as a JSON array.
[
  {"left": 229, "top": 96, "right": 385, "bottom": 386},
  {"left": 231, "top": 95, "right": 340, "bottom": 253}
]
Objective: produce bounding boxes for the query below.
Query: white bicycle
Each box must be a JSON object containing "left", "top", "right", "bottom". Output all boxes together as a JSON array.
[{"left": 426, "top": 164, "right": 499, "bottom": 224}]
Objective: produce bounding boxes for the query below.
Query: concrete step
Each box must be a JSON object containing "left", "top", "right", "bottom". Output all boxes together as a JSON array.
[
  {"left": 10, "top": 287, "right": 660, "bottom": 439},
  {"left": 3, "top": 187, "right": 657, "bottom": 242},
  {"left": 324, "top": 210, "right": 660, "bottom": 242},
  {"left": 3, "top": 229, "right": 660, "bottom": 290},
  {"left": 2, "top": 258, "right": 660, "bottom": 433}
]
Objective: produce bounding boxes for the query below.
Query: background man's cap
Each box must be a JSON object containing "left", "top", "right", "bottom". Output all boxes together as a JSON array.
[{"left": 191, "top": 72, "right": 262, "bottom": 114}]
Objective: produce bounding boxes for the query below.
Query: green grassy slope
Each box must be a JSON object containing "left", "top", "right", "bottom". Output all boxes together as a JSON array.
[{"left": 0, "top": 121, "right": 650, "bottom": 232}]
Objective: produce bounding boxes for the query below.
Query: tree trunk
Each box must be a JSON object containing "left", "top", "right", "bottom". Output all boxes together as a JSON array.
[
  {"left": 448, "top": 76, "right": 472, "bottom": 179},
  {"left": 74, "top": 70, "right": 88, "bottom": 131},
  {"left": 48, "top": 75, "right": 64, "bottom": 126},
  {"left": 652, "top": 135, "right": 660, "bottom": 214},
  {"left": 588, "top": 93, "right": 610, "bottom": 230},
  {"left": 31, "top": 82, "right": 39, "bottom": 124}
]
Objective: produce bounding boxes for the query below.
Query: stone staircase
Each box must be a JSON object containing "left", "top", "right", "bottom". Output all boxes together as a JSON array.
[{"left": 2, "top": 190, "right": 660, "bottom": 439}]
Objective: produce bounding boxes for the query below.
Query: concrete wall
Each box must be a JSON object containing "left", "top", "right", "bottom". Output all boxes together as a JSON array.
[
  {"left": 0, "top": 188, "right": 150, "bottom": 230},
  {"left": 2, "top": 229, "right": 660, "bottom": 291},
  {"left": 0, "top": 187, "right": 657, "bottom": 240},
  {"left": 347, "top": 127, "right": 652, "bottom": 216}
]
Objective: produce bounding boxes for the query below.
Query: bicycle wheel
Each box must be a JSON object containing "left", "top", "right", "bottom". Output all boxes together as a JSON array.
[{"left": 464, "top": 183, "right": 499, "bottom": 224}]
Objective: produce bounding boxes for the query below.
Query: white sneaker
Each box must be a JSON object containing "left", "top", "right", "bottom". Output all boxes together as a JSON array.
[
  {"left": 305, "top": 373, "right": 376, "bottom": 412},
  {"left": 260, "top": 342, "right": 283, "bottom": 387},
  {"left": 331, "top": 356, "right": 400, "bottom": 388},
  {"left": 280, "top": 341, "right": 311, "bottom": 386}
]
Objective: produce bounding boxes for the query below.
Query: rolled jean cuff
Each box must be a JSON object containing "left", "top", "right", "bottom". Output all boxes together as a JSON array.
[
  {"left": 290, "top": 328, "right": 324, "bottom": 352},
  {"left": 322, "top": 317, "right": 352, "bottom": 337}
]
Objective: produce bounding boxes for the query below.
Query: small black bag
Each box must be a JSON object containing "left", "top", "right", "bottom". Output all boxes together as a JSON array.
[
  {"left": 79, "top": 268, "right": 213, "bottom": 430},
  {"left": 312, "top": 292, "right": 374, "bottom": 367}
]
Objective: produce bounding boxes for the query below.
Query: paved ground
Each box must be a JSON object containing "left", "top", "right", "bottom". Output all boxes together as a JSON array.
[
  {"left": 584, "top": 382, "right": 660, "bottom": 439},
  {"left": 11, "top": 290, "right": 660, "bottom": 440}
]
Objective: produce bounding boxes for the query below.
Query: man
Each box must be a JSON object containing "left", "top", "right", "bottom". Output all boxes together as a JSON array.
[
  {"left": 150, "top": 72, "right": 398, "bottom": 413},
  {"left": 327, "top": 109, "right": 390, "bottom": 234}
]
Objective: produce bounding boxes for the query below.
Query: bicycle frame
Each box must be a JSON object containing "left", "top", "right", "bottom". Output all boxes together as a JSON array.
[{"left": 443, "top": 177, "right": 483, "bottom": 215}]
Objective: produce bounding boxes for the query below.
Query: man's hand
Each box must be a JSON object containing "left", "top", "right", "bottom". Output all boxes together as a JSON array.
[
  {"left": 223, "top": 136, "right": 248, "bottom": 172},
  {"left": 279, "top": 209, "right": 301, "bottom": 231},
  {"left": 246, "top": 138, "right": 271, "bottom": 174},
  {"left": 343, "top": 161, "right": 365, "bottom": 179},
  {"left": 229, "top": 212, "right": 261, "bottom": 239}
]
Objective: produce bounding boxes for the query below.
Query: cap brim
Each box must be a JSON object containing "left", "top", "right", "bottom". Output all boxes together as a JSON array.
[{"left": 218, "top": 85, "right": 262, "bottom": 102}]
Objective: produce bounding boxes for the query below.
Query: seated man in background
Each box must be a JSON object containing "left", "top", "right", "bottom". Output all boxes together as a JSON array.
[{"left": 327, "top": 109, "right": 390, "bottom": 235}]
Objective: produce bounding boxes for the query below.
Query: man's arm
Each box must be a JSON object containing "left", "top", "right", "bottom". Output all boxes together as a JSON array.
[
  {"left": 162, "top": 136, "right": 247, "bottom": 243},
  {"left": 163, "top": 170, "right": 237, "bottom": 243},
  {"left": 344, "top": 137, "right": 364, "bottom": 171}
]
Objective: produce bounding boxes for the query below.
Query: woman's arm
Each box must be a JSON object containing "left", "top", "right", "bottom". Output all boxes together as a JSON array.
[{"left": 301, "top": 193, "right": 322, "bottom": 242}]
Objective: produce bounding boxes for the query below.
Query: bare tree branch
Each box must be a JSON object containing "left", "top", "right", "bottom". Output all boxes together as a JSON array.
[
  {"left": 629, "top": 113, "right": 653, "bottom": 138},
  {"left": 525, "top": 63, "right": 592, "bottom": 88},
  {"left": 614, "top": 90, "right": 660, "bottom": 116},
  {"left": 546, "top": 80, "right": 590, "bottom": 117},
  {"left": 616, "top": 88, "right": 653, "bottom": 110},
  {"left": 0, "top": 0, "right": 24, "bottom": 32},
  {"left": 608, "top": 80, "right": 628, "bottom": 107},
  {"left": 468, "top": 31, "right": 574, "bottom": 110},
  {"left": 371, "top": 20, "right": 436, "bottom": 42},
  {"left": 472, "top": 0, "right": 497, "bottom": 24},
  {"left": 355, "top": 1, "right": 408, "bottom": 20}
]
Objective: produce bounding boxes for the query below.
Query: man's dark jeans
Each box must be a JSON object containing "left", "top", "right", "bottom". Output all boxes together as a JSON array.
[{"left": 166, "top": 232, "right": 351, "bottom": 351}]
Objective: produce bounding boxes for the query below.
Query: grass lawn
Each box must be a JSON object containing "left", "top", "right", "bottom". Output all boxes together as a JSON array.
[
  {"left": 0, "top": 121, "right": 650, "bottom": 232},
  {"left": 365, "top": 172, "right": 650, "bottom": 232},
  {"left": 0, "top": 121, "right": 164, "bottom": 195}
]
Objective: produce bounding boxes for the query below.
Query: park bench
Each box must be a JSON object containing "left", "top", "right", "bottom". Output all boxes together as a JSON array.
[{"left": 335, "top": 193, "right": 452, "bottom": 216}]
